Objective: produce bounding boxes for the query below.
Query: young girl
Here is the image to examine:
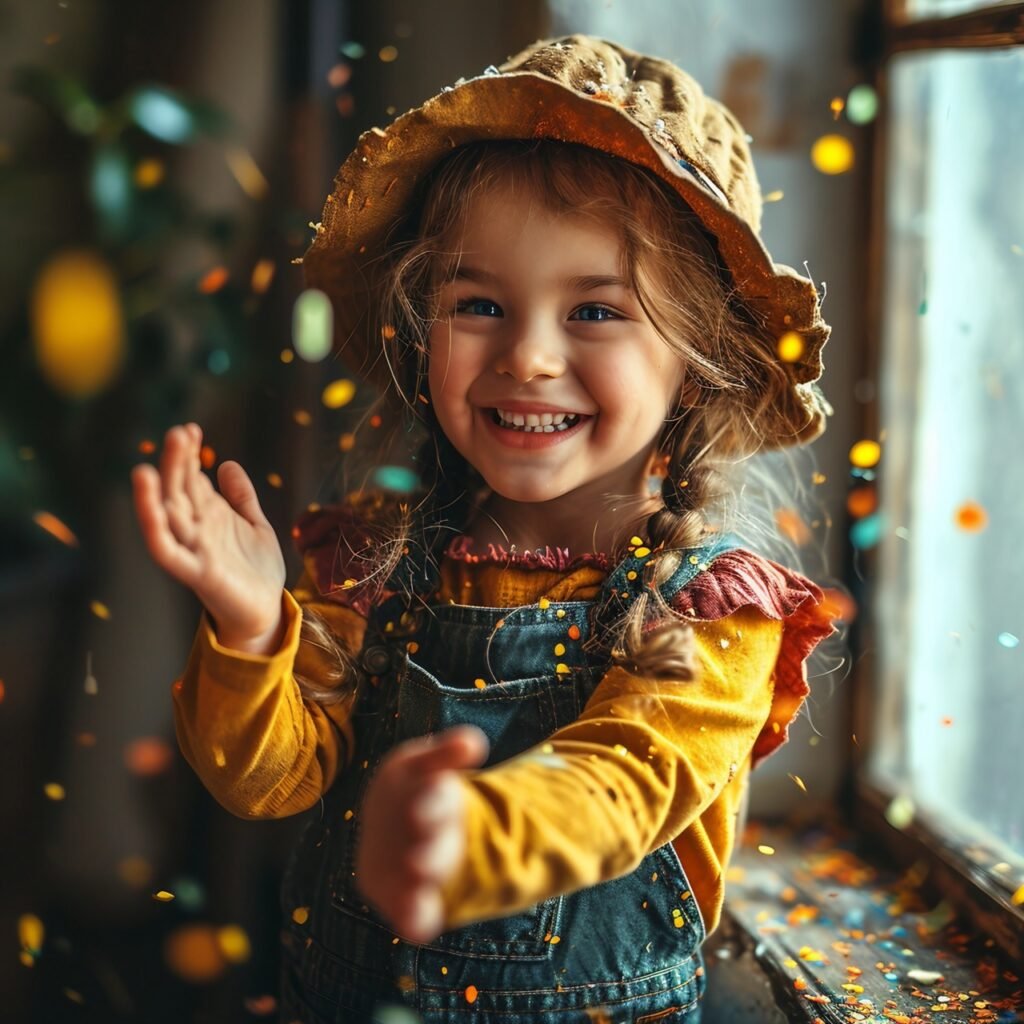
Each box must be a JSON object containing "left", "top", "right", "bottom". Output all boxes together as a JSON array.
[{"left": 132, "top": 35, "right": 837, "bottom": 1024}]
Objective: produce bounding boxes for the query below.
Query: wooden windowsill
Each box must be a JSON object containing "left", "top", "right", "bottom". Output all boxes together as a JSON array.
[{"left": 707, "top": 820, "right": 1022, "bottom": 1023}]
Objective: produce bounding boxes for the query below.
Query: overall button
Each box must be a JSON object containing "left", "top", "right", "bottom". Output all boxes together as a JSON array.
[{"left": 361, "top": 645, "right": 392, "bottom": 674}]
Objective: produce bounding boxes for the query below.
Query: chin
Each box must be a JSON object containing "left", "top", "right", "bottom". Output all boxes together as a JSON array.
[{"left": 483, "top": 476, "right": 569, "bottom": 505}]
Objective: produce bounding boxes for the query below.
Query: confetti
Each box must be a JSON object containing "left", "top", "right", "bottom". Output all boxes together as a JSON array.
[
  {"left": 164, "top": 923, "right": 228, "bottom": 982},
  {"left": 473, "top": 678, "right": 486, "bottom": 689},
  {"left": 567, "top": 624, "right": 581, "bottom": 640},
  {"left": 846, "top": 485, "right": 877, "bottom": 519},
  {"left": 849, "top": 439, "right": 881, "bottom": 468},
  {"left": 954, "top": 500, "right": 987, "bottom": 532},
  {"left": 134, "top": 158, "right": 164, "bottom": 188},
  {"left": 788, "top": 774, "right": 807, "bottom": 793},
  {"left": 999, "top": 632, "right": 1020, "bottom": 648},
  {"left": 846, "top": 84, "right": 879, "bottom": 124},
  {"left": 44, "top": 782, "right": 65, "bottom": 801},
  {"left": 464, "top": 985, "right": 478, "bottom": 1004},
  {"left": 198, "top": 267, "right": 229, "bottom": 294},
  {"left": 885, "top": 795, "right": 915, "bottom": 829},
  {"left": 34, "top": 510, "right": 79, "bottom": 547},
  {"left": 776, "top": 331, "right": 805, "bottom": 362},
  {"left": 764, "top": 189, "right": 784, "bottom": 202},
  {"left": 323, "top": 380, "right": 356, "bottom": 407},
  {"left": 225, "top": 145, "right": 268, "bottom": 199},
  {"left": 251, "top": 259, "right": 275, "bottom": 293},
  {"left": 811, "top": 134, "right": 854, "bottom": 175},
  {"left": 379, "top": 45, "right": 398, "bottom": 62},
  {"left": 774, "top": 507, "right": 812, "bottom": 546},
  {"left": 124, "top": 737, "right": 174, "bottom": 776},
  {"left": 291, "top": 906, "right": 310, "bottom": 925},
  {"left": 757, "top": 845, "right": 775, "bottom": 856},
  {"left": 906, "top": 969, "right": 944, "bottom": 984},
  {"left": 293, "top": 289, "right": 333, "bottom": 362},
  {"left": 216, "top": 925, "right": 251, "bottom": 963}
]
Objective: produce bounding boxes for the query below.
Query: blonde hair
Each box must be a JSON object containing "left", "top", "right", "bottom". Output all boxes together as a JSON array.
[{"left": 296, "top": 138, "right": 818, "bottom": 699}]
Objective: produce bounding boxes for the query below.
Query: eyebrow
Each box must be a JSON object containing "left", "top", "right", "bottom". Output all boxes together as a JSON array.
[{"left": 448, "top": 265, "right": 633, "bottom": 292}]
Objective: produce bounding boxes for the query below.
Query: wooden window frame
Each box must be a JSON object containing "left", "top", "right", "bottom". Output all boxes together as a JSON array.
[{"left": 853, "top": 0, "right": 1024, "bottom": 966}]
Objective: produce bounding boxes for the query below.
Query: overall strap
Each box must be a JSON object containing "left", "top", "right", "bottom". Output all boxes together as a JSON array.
[{"left": 592, "top": 533, "right": 745, "bottom": 645}]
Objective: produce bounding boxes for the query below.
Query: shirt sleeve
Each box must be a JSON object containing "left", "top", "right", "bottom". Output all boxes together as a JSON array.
[
  {"left": 171, "top": 567, "right": 367, "bottom": 819},
  {"left": 439, "top": 605, "right": 784, "bottom": 929}
]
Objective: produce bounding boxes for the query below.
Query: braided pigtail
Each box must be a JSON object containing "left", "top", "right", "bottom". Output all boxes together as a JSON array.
[{"left": 607, "top": 412, "right": 728, "bottom": 680}]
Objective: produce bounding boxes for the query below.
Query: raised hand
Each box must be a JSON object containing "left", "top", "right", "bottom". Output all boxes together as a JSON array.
[
  {"left": 355, "top": 725, "right": 490, "bottom": 943},
  {"left": 131, "top": 423, "right": 287, "bottom": 653}
]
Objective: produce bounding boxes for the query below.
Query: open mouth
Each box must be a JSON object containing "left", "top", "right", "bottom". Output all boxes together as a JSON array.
[{"left": 491, "top": 409, "right": 583, "bottom": 433}]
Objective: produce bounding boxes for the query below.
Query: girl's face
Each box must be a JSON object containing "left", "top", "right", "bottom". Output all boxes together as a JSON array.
[{"left": 427, "top": 181, "right": 686, "bottom": 509}]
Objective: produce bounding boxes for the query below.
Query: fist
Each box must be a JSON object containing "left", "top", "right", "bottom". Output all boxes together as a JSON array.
[{"left": 355, "top": 725, "right": 489, "bottom": 943}]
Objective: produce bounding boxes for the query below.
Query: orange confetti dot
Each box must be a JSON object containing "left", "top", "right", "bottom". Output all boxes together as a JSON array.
[
  {"left": 369, "top": 414, "right": 383, "bottom": 428},
  {"left": 0, "top": 680, "right": 5, "bottom": 704},
  {"left": 794, "top": 977, "right": 808, "bottom": 991},
  {"left": 33, "top": 511, "right": 79, "bottom": 547},
  {"left": 138, "top": 439, "right": 157, "bottom": 454},
  {"left": 774, "top": 507, "right": 812, "bottom": 546},
  {"left": 820, "top": 587, "right": 858, "bottom": 624},
  {"left": 125, "top": 737, "right": 174, "bottom": 776},
  {"left": 567, "top": 624, "right": 581, "bottom": 641},
  {"left": 940, "top": 716, "right": 954, "bottom": 727},
  {"left": 199, "top": 445, "right": 216, "bottom": 470},
  {"left": 339, "top": 433, "right": 356, "bottom": 451},
  {"left": 954, "top": 500, "right": 987, "bottom": 532},
  {"left": 294, "top": 409, "right": 312, "bottom": 427},
  {"left": 198, "top": 267, "right": 229, "bottom": 294},
  {"left": 846, "top": 485, "right": 877, "bottom": 519},
  {"left": 474, "top": 678, "right": 486, "bottom": 689},
  {"left": 267, "top": 473, "right": 283, "bottom": 488},
  {"left": 381, "top": 324, "right": 397, "bottom": 340},
  {"left": 464, "top": 985, "right": 478, "bottom": 1004}
]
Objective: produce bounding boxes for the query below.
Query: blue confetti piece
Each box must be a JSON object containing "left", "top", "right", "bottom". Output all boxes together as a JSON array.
[
  {"left": 884, "top": 972, "right": 899, "bottom": 982},
  {"left": 850, "top": 512, "right": 885, "bottom": 550},
  {"left": 372, "top": 465, "right": 420, "bottom": 493},
  {"left": 998, "top": 632, "right": 1020, "bottom": 649}
]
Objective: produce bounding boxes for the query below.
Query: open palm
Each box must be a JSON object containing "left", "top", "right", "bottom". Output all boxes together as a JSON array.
[{"left": 131, "top": 423, "right": 286, "bottom": 645}]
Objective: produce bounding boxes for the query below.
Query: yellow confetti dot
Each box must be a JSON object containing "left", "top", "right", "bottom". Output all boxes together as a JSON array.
[
  {"left": 776, "top": 331, "right": 805, "bottom": 362},
  {"left": 553, "top": 643, "right": 566, "bottom": 656},
  {"left": 812, "top": 472, "right": 827, "bottom": 484},
  {"left": 322, "top": 378, "right": 356, "bottom": 409},
  {"left": 134, "top": 158, "right": 165, "bottom": 188},
  {"left": 441, "top": 966, "right": 448, "bottom": 975},
  {"left": 829, "top": 96, "right": 845, "bottom": 117},
  {"left": 842, "top": 983, "right": 864, "bottom": 993},
  {"left": 788, "top": 774, "right": 807, "bottom": 793},
  {"left": 292, "top": 906, "right": 310, "bottom": 925},
  {"left": 538, "top": 597, "right": 550, "bottom": 609},
  {"left": 954, "top": 500, "right": 987, "bottom": 532},
  {"left": 764, "top": 189, "right": 784, "bottom": 202},
  {"left": 849, "top": 439, "right": 881, "bottom": 468},
  {"left": 44, "top": 783, "right": 65, "bottom": 801},
  {"left": 152, "top": 890, "right": 175, "bottom": 902},
  {"left": 757, "top": 845, "right": 775, "bottom": 856},
  {"left": 555, "top": 663, "right": 570, "bottom": 676},
  {"left": 342, "top": 578, "right": 358, "bottom": 589},
  {"left": 474, "top": 678, "right": 486, "bottom": 689},
  {"left": 217, "top": 925, "right": 251, "bottom": 963},
  {"left": 90, "top": 600, "right": 111, "bottom": 620},
  {"left": 266, "top": 472, "right": 283, "bottom": 489},
  {"left": 629, "top": 536, "right": 644, "bottom": 547},
  {"left": 811, "top": 133, "right": 854, "bottom": 175},
  {"left": 556, "top": 609, "right": 566, "bottom": 619},
  {"left": 1010, "top": 884, "right": 1024, "bottom": 906},
  {"left": 344, "top": 809, "right": 354, "bottom": 820},
  {"left": 280, "top": 348, "right": 295, "bottom": 363},
  {"left": 251, "top": 259, "right": 275, "bottom": 294},
  {"left": 626, "top": 570, "right": 637, "bottom": 580},
  {"left": 549, "top": 935, "right": 561, "bottom": 945},
  {"left": 633, "top": 546, "right": 651, "bottom": 558},
  {"left": 19, "top": 914, "right": 44, "bottom": 954},
  {"left": 339, "top": 433, "right": 356, "bottom": 451},
  {"left": 614, "top": 744, "right": 629, "bottom": 757},
  {"left": 464, "top": 985, "right": 478, "bottom": 1004}
]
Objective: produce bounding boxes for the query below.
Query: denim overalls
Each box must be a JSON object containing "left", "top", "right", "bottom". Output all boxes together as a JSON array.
[{"left": 277, "top": 533, "right": 741, "bottom": 1024}]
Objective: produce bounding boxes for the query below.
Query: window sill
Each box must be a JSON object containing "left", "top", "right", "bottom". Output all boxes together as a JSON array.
[{"left": 705, "top": 820, "right": 1022, "bottom": 1024}]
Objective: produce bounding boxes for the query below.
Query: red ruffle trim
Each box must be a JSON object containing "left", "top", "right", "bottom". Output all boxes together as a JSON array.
[
  {"left": 444, "top": 536, "right": 611, "bottom": 572},
  {"left": 669, "top": 549, "right": 838, "bottom": 767}
]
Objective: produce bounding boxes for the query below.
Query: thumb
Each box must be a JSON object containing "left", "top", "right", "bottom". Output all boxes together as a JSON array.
[
  {"left": 401, "top": 726, "right": 490, "bottom": 775},
  {"left": 216, "top": 461, "right": 269, "bottom": 527}
]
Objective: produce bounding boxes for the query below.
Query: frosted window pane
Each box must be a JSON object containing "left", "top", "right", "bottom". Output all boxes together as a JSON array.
[{"left": 871, "top": 48, "right": 1024, "bottom": 859}]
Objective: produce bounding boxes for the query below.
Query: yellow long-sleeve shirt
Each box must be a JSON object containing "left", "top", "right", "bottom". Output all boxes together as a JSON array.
[{"left": 172, "top": 518, "right": 834, "bottom": 937}]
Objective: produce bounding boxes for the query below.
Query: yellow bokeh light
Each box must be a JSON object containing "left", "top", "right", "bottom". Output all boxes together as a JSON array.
[
  {"left": 849, "top": 439, "right": 881, "bottom": 468},
  {"left": 322, "top": 378, "right": 356, "bottom": 409},
  {"left": 31, "top": 250, "right": 125, "bottom": 398},
  {"left": 776, "top": 331, "right": 805, "bottom": 362},
  {"left": 217, "top": 925, "right": 251, "bottom": 963},
  {"left": 811, "top": 134, "right": 855, "bottom": 175},
  {"left": 164, "top": 924, "right": 227, "bottom": 983},
  {"left": 134, "top": 158, "right": 165, "bottom": 188}
]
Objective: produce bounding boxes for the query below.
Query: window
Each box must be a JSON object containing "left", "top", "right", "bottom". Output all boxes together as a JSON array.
[{"left": 862, "top": 2, "right": 1024, "bottom": 937}]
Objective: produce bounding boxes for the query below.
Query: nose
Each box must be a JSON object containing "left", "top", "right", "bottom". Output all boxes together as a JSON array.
[{"left": 491, "top": 321, "right": 565, "bottom": 383}]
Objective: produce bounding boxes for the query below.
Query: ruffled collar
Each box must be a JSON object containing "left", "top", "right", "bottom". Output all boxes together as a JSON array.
[{"left": 444, "top": 535, "right": 611, "bottom": 572}]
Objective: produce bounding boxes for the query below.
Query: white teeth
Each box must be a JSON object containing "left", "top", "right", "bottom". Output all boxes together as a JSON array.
[{"left": 494, "top": 409, "right": 581, "bottom": 432}]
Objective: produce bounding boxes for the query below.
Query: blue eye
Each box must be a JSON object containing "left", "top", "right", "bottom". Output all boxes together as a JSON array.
[
  {"left": 572, "top": 305, "right": 617, "bottom": 322},
  {"left": 455, "top": 298, "right": 502, "bottom": 317}
]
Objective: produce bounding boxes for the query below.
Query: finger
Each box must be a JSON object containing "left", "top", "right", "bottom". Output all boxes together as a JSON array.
[
  {"left": 405, "top": 820, "right": 466, "bottom": 883},
  {"left": 183, "top": 423, "right": 215, "bottom": 511},
  {"left": 395, "top": 726, "right": 490, "bottom": 777},
  {"left": 216, "top": 460, "right": 268, "bottom": 528},
  {"left": 394, "top": 886, "right": 444, "bottom": 945},
  {"left": 410, "top": 775, "right": 464, "bottom": 832},
  {"left": 160, "top": 426, "right": 199, "bottom": 545},
  {"left": 131, "top": 463, "right": 202, "bottom": 583}
]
